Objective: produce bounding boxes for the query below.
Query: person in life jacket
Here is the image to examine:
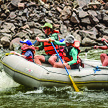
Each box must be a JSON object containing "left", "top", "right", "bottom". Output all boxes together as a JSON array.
[
  {"left": 10, "top": 39, "right": 35, "bottom": 62},
  {"left": 94, "top": 38, "right": 108, "bottom": 66},
  {"left": 49, "top": 35, "right": 81, "bottom": 69},
  {"left": 48, "top": 38, "right": 65, "bottom": 66},
  {"left": 34, "top": 23, "right": 60, "bottom": 66}
]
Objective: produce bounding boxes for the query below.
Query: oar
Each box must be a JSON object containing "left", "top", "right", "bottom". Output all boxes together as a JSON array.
[
  {"left": 81, "top": 46, "right": 94, "bottom": 53},
  {"left": 103, "top": 40, "right": 108, "bottom": 47},
  {"left": 5, "top": 53, "right": 13, "bottom": 56},
  {"left": 33, "top": 40, "right": 37, "bottom": 45},
  {"left": 50, "top": 40, "right": 79, "bottom": 92},
  {"left": 81, "top": 43, "right": 104, "bottom": 53},
  {"left": 5, "top": 52, "right": 22, "bottom": 56}
]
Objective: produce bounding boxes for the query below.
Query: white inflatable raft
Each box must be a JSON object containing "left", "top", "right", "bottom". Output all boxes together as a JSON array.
[{"left": 0, "top": 55, "right": 108, "bottom": 90}]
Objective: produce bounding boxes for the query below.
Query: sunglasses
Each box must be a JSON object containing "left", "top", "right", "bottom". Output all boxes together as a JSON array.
[
  {"left": 66, "top": 42, "right": 69, "bottom": 44},
  {"left": 43, "top": 27, "right": 49, "bottom": 30}
]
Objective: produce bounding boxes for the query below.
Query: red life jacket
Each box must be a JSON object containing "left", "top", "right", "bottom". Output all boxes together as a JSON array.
[
  {"left": 63, "top": 40, "right": 80, "bottom": 65},
  {"left": 21, "top": 46, "right": 35, "bottom": 62},
  {"left": 44, "top": 31, "right": 60, "bottom": 55}
]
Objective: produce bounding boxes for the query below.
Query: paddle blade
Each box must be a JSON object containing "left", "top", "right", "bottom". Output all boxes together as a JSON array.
[
  {"left": 5, "top": 53, "right": 13, "bottom": 56},
  {"left": 69, "top": 75, "right": 79, "bottom": 92}
]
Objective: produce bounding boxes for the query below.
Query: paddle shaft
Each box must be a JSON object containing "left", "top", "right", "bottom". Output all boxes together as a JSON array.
[
  {"left": 33, "top": 40, "right": 37, "bottom": 45},
  {"left": 103, "top": 40, "right": 108, "bottom": 47},
  {"left": 5, "top": 52, "right": 22, "bottom": 57},
  {"left": 50, "top": 41, "right": 79, "bottom": 92},
  {"left": 81, "top": 46, "right": 94, "bottom": 53}
]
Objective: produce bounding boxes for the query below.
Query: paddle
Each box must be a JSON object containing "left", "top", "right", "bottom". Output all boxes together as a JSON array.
[
  {"left": 33, "top": 40, "right": 37, "bottom": 45},
  {"left": 5, "top": 53, "right": 13, "bottom": 56},
  {"left": 81, "top": 46, "right": 94, "bottom": 53},
  {"left": 50, "top": 40, "right": 79, "bottom": 92},
  {"left": 5, "top": 52, "right": 22, "bottom": 56},
  {"left": 103, "top": 40, "right": 108, "bottom": 47}
]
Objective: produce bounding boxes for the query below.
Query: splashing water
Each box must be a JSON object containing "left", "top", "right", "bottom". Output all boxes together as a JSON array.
[
  {"left": 0, "top": 70, "right": 19, "bottom": 89},
  {"left": 0, "top": 48, "right": 108, "bottom": 107}
]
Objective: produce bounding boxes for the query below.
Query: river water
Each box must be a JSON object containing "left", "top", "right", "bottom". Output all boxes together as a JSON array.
[{"left": 0, "top": 49, "right": 108, "bottom": 108}]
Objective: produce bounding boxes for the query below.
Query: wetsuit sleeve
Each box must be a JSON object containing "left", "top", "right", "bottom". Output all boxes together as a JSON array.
[
  {"left": 54, "top": 40, "right": 66, "bottom": 46},
  {"left": 51, "top": 33, "right": 59, "bottom": 41},
  {"left": 67, "top": 48, "right": 78, "bottom": 65},
  {"left": 37, "top": 42, "right": 44, "bottom": 50}
]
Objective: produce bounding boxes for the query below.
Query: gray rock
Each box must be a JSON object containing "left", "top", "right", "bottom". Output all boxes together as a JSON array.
[
  {"left": 81, "top": 17, "right": 91, "bottom": 24},
  {"left": 71, "top": 12, "right": 80, "bottom": 24}
]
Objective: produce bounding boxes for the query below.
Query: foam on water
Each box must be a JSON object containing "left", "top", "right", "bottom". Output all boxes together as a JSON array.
[
  {"left": 24, "top": 87, "right": 44, "bottom": 94},
  {"left": 0, "top": 70, "right": 19, "bottom": 89}
]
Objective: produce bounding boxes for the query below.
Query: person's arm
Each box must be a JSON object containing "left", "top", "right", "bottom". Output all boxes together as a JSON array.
[
  {"left": 36, "top": 33, "right": 59, "bottom": 42},
  {"left": 36, "top": 37, "right": 49, "bottom": 42},
  {"left": 53, "top": 40, "right": 66, "bottom": 46},
  {"left": 10, "top": 51, "right": 22, "bottom": 56},
  {"left": 94, "top": 38, "right": 108, "bottom": 50},
  {"left": 67, "top": 48, "right": 78, "bottom": 65},
  {"left": 51, "top": 33, "right": 59, "bottom": 41},
  {"left": 94, "top": 45, "right": 108, "bottom": 50},
  {"left": 35, "top": 42, "right": 44, "bottom": 51},
  {"left": 101, "top": 38, "right": 108, "bottom": 43}
]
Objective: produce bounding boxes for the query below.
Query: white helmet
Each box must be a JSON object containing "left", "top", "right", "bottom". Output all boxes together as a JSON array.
[{"left": 65, "top": 35, "right": 74, "bottom": 43}]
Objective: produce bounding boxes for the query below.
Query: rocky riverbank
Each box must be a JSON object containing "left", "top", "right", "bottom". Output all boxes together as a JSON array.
[{"left": 0, "top": 0, "right": 108, "bottom": 51}]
